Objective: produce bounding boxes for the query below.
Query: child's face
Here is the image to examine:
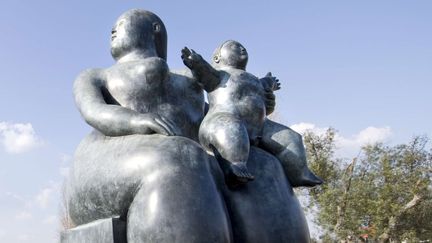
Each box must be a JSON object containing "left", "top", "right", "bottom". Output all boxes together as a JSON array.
[{"left": 220, "top": 41, "right": 248, "bottom": 69}]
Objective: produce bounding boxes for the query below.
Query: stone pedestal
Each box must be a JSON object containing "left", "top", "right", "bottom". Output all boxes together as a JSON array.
[{"left": 61, "top": 217, "right": 126, "bottom": 243}]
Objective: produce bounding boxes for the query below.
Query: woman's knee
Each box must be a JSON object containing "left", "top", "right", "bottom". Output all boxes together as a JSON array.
[{"left": 128, "top": 167, "right": 231, "bottom": 243}]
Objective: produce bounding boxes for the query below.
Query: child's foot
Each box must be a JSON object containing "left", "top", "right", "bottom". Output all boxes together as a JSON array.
[{"left": 225, "top": 162, "right": 254, "bottom": 188}]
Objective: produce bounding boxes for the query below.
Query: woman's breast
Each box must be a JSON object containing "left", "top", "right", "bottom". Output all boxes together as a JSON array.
[{"left": 106, "top": 59, "right": 169, "bottom": 112}]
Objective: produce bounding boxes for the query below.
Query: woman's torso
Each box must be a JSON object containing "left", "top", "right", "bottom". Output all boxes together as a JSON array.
[{"left": 104, "top": 57, "right": 205, "bottom": 140}]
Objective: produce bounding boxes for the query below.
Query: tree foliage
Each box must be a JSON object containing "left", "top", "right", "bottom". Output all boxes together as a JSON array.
[{"left": 303, "top": 129, "right": 432, "bottom": 242}]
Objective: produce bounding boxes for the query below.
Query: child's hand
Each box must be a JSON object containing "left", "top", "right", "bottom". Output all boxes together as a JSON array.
[
  {"left": 265, "top": 72, "right": 281, "bottom": 91},
  {"left": 181, "top": 47, "right": 203, "bottom": 70},
  {"left": 260, "top": 72, "right": 281, "bottom": 92}
]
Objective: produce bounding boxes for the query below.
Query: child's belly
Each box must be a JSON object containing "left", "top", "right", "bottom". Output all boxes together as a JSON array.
[
  {"left": 236, "top": 95, "right": 266, "bottom": 139},
  {"left": 210, "top": 95, "right": 266, "bottom": 140}
]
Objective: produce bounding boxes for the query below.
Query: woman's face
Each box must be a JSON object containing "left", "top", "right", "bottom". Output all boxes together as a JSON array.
[
  {"left": 109, "top": 10, "right": 167, "bottom": 61},
  {"left": 110, "top": 16, "right": 137, "bottom": 60},
  {"left": 111, "top": 19, "right": 127, "bottom": 44}
]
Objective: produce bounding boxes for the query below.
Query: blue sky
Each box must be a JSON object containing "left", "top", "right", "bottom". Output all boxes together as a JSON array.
[{"left": 0, "top": 1, "right": 431, "bottom": 242}]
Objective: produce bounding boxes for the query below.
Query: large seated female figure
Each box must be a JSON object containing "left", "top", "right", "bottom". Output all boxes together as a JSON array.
[{"left": 67, "top": 9, "right": 310, "bottom": 243}]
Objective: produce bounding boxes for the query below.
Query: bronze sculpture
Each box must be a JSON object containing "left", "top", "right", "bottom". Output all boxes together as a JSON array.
[
  {"left": 64, "top": 9, "right": 318, "bottom": 243},
  {"left": 182, "top": 41, "right": 321, "bottom": 188}
]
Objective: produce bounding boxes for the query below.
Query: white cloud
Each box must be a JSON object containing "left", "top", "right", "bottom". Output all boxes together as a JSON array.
[
  {"left": 59, "top": 153, "right": 72, "bottom": 177},
  {"left": 42, "top": 215, "right": 57, "bottom": 225},
  {"left": 0, "top": 122, "right": 43, "bottom": 153},
  {"left": 335, "top": 126, "right": 392, "bottom": 157},
  {"left": 60, "top": 153, "right": 72, "bottom": 163},
  {"left": 60, "top": 167, "right": 70, "bottom": 177},
  {"left": 353, "top": 126, "right": 392, "bottom": 145},
  {"left": 15, "top": 211, "right": 32, "bottom": 220},
  {"left": 35, "top": 188, "right": 54, "bottom": 209},
  {"left": 290, "top": 122, "right": 329, "bottom": 136},
  {"left": 291, "top": 122, "right": 392, "bottom": 158},
  {"left": 33, "top": 181, "right": 61, "bottom": 210},
  {"left": 5, "top": 191, "right": 26, "bottom": 203},
  {"left": 17, "top": 234, "right": 30, "bottom": 241}
]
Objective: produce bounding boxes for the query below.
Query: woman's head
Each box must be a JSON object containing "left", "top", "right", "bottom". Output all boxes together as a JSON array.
[{"left": 110, "top": 9, "right": 167, "bottom": 61}]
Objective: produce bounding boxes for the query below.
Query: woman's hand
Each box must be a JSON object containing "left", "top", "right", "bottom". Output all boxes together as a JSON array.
[{"left": 133, "top": 113, "right": 180, "bottom": 136}]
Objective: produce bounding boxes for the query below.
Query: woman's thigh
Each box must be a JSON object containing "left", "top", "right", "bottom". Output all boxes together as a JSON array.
[
  {"left": 67, "top": 132, "right": 228, "bottom": 228},
  {"left": 222, "top": 147, "right": 310, "bottom": 243}
]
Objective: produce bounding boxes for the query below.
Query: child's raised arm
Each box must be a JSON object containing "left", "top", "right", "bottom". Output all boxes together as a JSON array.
[{"left": 181, "top": 47, "right": 221, "bottom": 92}]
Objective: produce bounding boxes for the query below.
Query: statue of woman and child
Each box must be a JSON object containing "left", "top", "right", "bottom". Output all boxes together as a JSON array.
[{"left": 66, "top": 9, "right": 322, "bottom": 243}]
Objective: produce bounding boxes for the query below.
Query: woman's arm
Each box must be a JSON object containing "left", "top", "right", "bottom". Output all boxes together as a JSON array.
[{"left": 73, "top": 69, "right": 178, "bottom": 136}]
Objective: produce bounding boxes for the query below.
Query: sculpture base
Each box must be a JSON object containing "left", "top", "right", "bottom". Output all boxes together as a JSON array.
[{"left": 61, "top": 217, "right": 126, "bottom": 243}]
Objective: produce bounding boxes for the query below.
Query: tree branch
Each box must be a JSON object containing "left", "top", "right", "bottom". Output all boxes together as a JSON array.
[{"left": 335, "top": 158, "right": 357, "bottom": 236}]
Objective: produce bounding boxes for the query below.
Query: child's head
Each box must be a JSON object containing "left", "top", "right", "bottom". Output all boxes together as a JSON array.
[{"left": 212, "top": 40, "right": 248, "bottom": 70}]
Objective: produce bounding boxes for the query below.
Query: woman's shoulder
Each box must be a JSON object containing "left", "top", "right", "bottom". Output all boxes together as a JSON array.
[
  {"left": 169, "top": 68, "right": 203, "bottom": 91},
  {"left": 73, "top": 68, "right": 108, "bottom": 96}
]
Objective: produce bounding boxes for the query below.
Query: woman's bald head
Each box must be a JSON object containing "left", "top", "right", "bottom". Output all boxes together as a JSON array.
[{"left": 110, "top": 9, "right": 167, "bottom": 61}]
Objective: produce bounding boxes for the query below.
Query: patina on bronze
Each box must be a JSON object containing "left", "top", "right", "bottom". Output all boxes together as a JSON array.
[
  {"left": 63, "top": 9, "right": 318, "bottom": 243},
  {"left": 182, "top": 41, "right": 321, "bottom": 188}
]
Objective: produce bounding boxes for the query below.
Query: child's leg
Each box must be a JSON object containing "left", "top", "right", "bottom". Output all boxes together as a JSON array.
[
  {"left": 200, "top": 113, "right": 254, "bottom": 187},
  {"left": 259, "top": 119, "right": 322, "bottom": 187}
]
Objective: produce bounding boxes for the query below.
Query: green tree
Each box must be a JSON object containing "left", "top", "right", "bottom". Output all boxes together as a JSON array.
[{"left": 303, "top": 129, "right": 432, "bottom": 242}]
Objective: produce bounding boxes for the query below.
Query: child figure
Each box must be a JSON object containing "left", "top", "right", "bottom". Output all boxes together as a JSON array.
[{"left": 182, "top": 40, "right": 281, "bottom": 186}]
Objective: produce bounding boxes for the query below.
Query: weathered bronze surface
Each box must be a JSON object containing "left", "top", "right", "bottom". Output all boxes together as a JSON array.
[{"left": 64, "top": 9, "right": 320, "bottom": 243}]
